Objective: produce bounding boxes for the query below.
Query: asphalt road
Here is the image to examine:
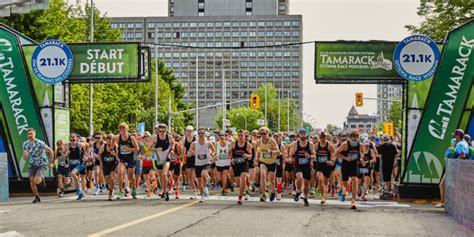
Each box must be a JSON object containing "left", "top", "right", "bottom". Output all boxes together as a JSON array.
[{"left": 0, "top": 189, "right": 472, "bottom": 237}]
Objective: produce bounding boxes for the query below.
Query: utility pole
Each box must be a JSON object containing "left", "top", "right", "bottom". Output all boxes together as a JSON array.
[
  {"left": 168, "top": 96, "right": 172, "bottom": 129},
  {"left": 154, "top": 24, "right": 159, "bottom": 131},
  {"left": 287, "top": 91, "right": 290, "bottom": 134},
  {"left": 265, "top": 83, "right": 268, "bottom": 127},
  {"left": 278, "top": 88, "right": 281, "bottom": 132},
  {"left": 195, "top": 54, "right": 199, "bottom": 129},
  {"left": 88, "top": 0, "right": 94, "bottom": 137},
  {"left": 222, "top": 64, "right": 226, "bottom": 131}
]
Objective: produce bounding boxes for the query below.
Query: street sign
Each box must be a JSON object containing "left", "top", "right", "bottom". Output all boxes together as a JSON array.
[
  {"left": 383, "top": 122, "right": 394, "bottom": 136},
  {"left": 224, "top": 119, "right": 231, "bottom": 126},
  {"left": 257, "top": 119, "right": 265, "bottom": 126},
  {"left": 137, "top": 122, "right": 145, "bottom": 136},
  {"left": 393, "top": 35, "right": 440, "bottom": 82},
  {"left": 31, "top": 40, "right": 74, "bottom": 84}
]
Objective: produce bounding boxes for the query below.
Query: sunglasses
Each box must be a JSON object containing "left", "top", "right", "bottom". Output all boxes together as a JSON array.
[
  {"left": 95, "top": 136, "right": 101, "bottom": 139},
  {"left": 158, "top": 130, "right": 166, "bottom": 133},
  {"left": 259, "top": 133, "right": 267, "bottom": 135},
  {"left": 351, "top": 135, "right": 359, "bottom": 138}
]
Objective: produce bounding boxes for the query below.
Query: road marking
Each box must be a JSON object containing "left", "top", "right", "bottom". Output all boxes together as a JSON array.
[
  {"left": 0, "top": 210, "right": 10, "bottom": 214},
  {"left": 87, "top": 200, "right": 198, "bottom": 237},
  {"left": 0, "top": 231, "right": 23, "bottom": 237}
]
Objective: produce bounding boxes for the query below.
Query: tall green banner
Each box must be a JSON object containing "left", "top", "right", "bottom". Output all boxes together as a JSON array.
[
  {"left": 403, "top": 20, "right": 474, "bottom": 184},
  {"left": 0, "top": 28, "right": 48, "bottom": 178}
]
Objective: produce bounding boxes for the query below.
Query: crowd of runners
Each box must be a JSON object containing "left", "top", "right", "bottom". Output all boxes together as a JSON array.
[{"left": 24, "top": 123, "right": 406, "bottom": 209}]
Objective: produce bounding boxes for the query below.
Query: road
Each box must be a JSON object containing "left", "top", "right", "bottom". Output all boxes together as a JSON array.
[{"left": 0, "top": 189, "right": 471, "bottom": 237}]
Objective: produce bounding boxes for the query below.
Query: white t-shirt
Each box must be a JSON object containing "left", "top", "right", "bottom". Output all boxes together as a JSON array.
[{"left": 216, "top": 142, "right": 230, "bottom": 167}]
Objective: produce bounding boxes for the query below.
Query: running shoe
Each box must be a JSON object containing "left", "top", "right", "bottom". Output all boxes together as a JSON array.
[
  {"left": 204, "top": 187, "right": 209, "bottom": 197},
  {"left": 168, "top": 179, "right": 174, "bottom": 191},
  {"left": 276, "top": 193, "right": 282, "bottom": 201},
  {"left": 341, "top": 193, "right": 346, "bottom": 202},
  {"left": 250, "top": 183, "right": 256, "bottom": 192},
  {"left": 361, "top": 195, "right": 367, "bottom": 201},
  {"left": 132, "top": 189, "right": 137, "bottom": 199},
  {"left": 357, "top": 187, "right": 362, "bottom": 197},
  {"left": 58, "top": 191, "right": 65, "bottom": 198},
  {"left": 108, "top": 194, "right": 113, "bottom": 201},
  {"left": 237, "top": 196, "right": 243, "bottom": 205},
  {"left": 32, "top": 196, "right": 41, "bottom": 203},
  {"left": 165, "top": 191, "right": 170, "bottom": 201},
  {"left": 435, "top": 203, "right": 444, "bottom": 208},
  {"left": 117, "top": 192, "right": 124, "bottom": 200},
  {"left": 269, "top": 192, "right": 276, "bottom": 202},
  {"left": 294, "top": 192, "right": 301, "bottom": 202},
  {"left": 260, "top": 194, "right": 267, "bottom": 202},
  {"left": 199, "top": 195, "right": 204, "bottom": 203},
  {"left": 125, "top": 189, "right": 131, "bottom": 198},
  {"left": 321, "top": 197, "right": 326, "bottom": 205},
  {"left": 245, "top": 192, "right": 250, "bottom": 201},
  {"left": 147, "top": 190, "right": 153, "bottom": 198},
  {"left": 175, "top": 191, "right": 180, "bottom": 199},
  {"left": 303, "top": 198, "right": 309, "bottom": 206},
  {"left": 152, "top": 180, "right": 158, "bottom": 191},
  {"left": 77, "top": 192, "right": 84, "bottom": 201},
  {"left": 95, "top": 187, "right": 100, "bottom": 196},
  {"left": 350, "top": 200, "right": 357, "bottom": 209},
  {"left": 338, "top": 188, "right": 343, "bottom": 198},
  {"left": 310, "top": 187, "right": 316, "bottom": 196},
  {"left": 221, "top": 190, "right": 227, "bottom": 196}
]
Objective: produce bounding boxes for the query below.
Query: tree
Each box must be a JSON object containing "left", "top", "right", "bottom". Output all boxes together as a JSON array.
[
  {"left": 325, "top": 124, "right": 341, "bottom": 135},
  {"left": 215, "top": 107, "right": 264, "bottom": 132},
  {"left": 387, "top": 99, "right": 402, "bottom": 129},
  {"left": 405, "top": 0, "right": 473, "bottom": 41}
]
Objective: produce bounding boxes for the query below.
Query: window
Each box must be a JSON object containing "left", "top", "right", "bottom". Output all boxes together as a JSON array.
[
  {"left": 292, "top": 61, "right": 300, "bottom": 68},
  {"left": 275, "top": 61, "right": 282, "bottom": 67},
  {"left": 241, "top": 51, "right": 248, "bottom": 57},
  {"left": 257, "top": 51, "right": 265, "bottom": 57},
  {"left": 215, "top": 21, "right": 222, "bottom": 27},
  {"left": 266, "top": 61, "right": 274, "bottom": 67},
  {"left": 232, "top": 81, "right": 239, "bottom": 88},
  {"left": 182, "top": 22, "right": 189, "bottom": 28},
  {"left": 283, "top": 31, "right": 291, "bottom": 37},
  {"left": 173, "top": 22, "right": 179, "bottom": 28},
  {"left": 275, "top": 71, "right": 282, "bottom": 78},
  {"left": 224, "top": 42, "right": 231, "bottom": 47},
  {"left": 135, "top": 32, "right": 143, "bottom": 39},
  {"left": 258, "top": 31, "right": 265, "bottom": 37},
  {"left": 249, "top": 51, "right": 256, "bottom": 57},
  {"left": 249, "top": 81, "right": 256, "bottom": 88},
  {"left": 224, "top": 21, "right": 231, "bottom": 27},
  {"left": 292, "top": 91, "right": 300, "bottom": 98},
  {"left": 292, "top": 51, "right": 300, "bottom": 57},
  {"left": 283, "top": 61, "right": 291, "bottom": 68},
  {"left": 249, "top": 31, "right": 256, "bottom": 37},
  {"left": 198, "top": 32, "right": 205, "bottom": 38},
  {"left": 207, "top": 41, "right": 213, "bottom": 47},
  {"left": 215, "top": 92, "right": 222, "bottom": 99},
  {"left": 232, "top": 92, "right": 239, "bottom": 99},
  {"left": 215, "top": 42, "right": 222, "bottom": 48},
  {"left": 266, "top": 21, "right": 274, "bottom": 27},
  {"left": 240, "top": 91, "right": 248, "bottom": 98},
  {"left": 173, "top": 62, "right": 180, "bottom": 68},
  {"left": 275, "top": 81, "right": 282, "bottom": 88},
  {"left": 232, "top": 21, "right": 239, "bottom": 28},
  {"left": 198, "top": 42, "right": 205, "bottom": 47},
  {"left": 283, "top": 21, "right": 291, "bottom": 27},
  {"left": 258, "top": 21, "right": 265, "bottom": 27},
  {"left": 190, "top": 22, "right": 197, "bottom": 28},
  {"left": 249, "top": 71, "right": 256, "bottom": 78},
  {"left": 198, "top": 22, "right": 205, "bottom": 28},
  {"left": 275, "top": 31, "right": 282, "bottom": 37},
  {"left": 215, "top": 31, "right": 222, "bottom": 37},
  {"left": 266, "top": 71, "right": 273, "bottom": 78},
  {"left": 266, "top": 31, "right": 274, "bottom": 37},
  {"left": 283, "top": 71, "right": 291, "bottom": 78},
  {"left": 232, "top": 32, "right": 239, "bottom": 37},
  {"left": 292, "top": 31, "right": 300, "bottom": 37},
  {"left": 207, "top": 22, "right": 214, "bottom": 28},
  {"left": 147, "top": 22, "right": 155, "bottom": 28},
  {"left": 215, "top": 51, "right": 222, "bottom": 57},
  {"left": 182, "top": 32, "right": 188, "bottom": 38},
  {"left": 241, "top": 71, "right": 248, "bottom": 78},
  {"left": 266, "top": 51, "right": 274, "bottom": 58},
  {"left": 292, "top": 71, "right": 300, "bottom": 77},
  {"left": 241, "top": 31, "right": 248, "bottom": 37},
  {"left": 111, "top": 23, "right": 118, "bottom": 28},
  {"left": 292, "top": 81, "right": 300, "bottom": 88},
  {"left": 127, "top": 32, "right": 133, "bottom": 39},
  {"left": 284, "top": 81, "right": 291, "bottom": 88},
  {"left": 148, "top": 32, "right": 154, "bottom": 39},
  {"left": 206, "top": 92, "right": 213, "bottom": 99},
  {"left": 246, "top": 11, "right": 252, "bottom": 16},
  {"left": 292, "top": 20, "right": 300, "bottom": 27},
  {"left": 249, "top": 61, "right": 256, "bottom": 67},
  {"left": 182, "top": 72, "right": 188, "bottom": 79},
  {"left": 283, "top": 51, "right": 291, "bottom": 57},
  {"left": 240, "top": 61, "right": 248, "bottom": 68},
  {"left": 207, "top": 32, "right": 214, "bottom": 37},
  {"left": 279, "top": 4, "right": 286, "bottom": 11},
  {"left": 275, "top": 21, "right": 282, "bottom": 27},
  {"left": 258, "top": 41, "right": 265, "bottom": 47},
  {"left": 240, "top": 81, "right": 248, "bottom": 88},
  {"left": 164, "top": 32, "right": 172, "bottom": 38},
  {"left": 165, "top": 22, "right": 172, "bottom": 28},
  {"left": 232, "top": 51, "right": 239, "bottom": 57},
  {"left": 246, "top": 2, "right": 252, "bottom": 8},
  {"left": 190, "top": 32, "right": 197, "bottom": 38},
  {"left": 198, "top": 2, "right": 204, "bottom": 9},
  {"left": 249, "top": 21, "right": 256, "bottom": 27},
  {"left": 127, "top": 23, "right": 134, "bottom": 29},
  {"left": 241, "top": 21, "right": 248, "bottom": 27},
  {"left": 224, "top": 31, "right": 231, "bottom": 37}
]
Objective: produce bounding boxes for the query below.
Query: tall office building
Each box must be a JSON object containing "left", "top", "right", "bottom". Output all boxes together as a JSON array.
[
  {"left": 111, "top": 0, "right": 302, "bottom": 128},
  {"left": 377, "top": 84, "right": 403, "bottom": 122}
]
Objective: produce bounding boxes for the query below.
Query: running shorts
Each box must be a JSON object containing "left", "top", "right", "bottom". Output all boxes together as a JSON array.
[
  {"left": 316, "top": 162, "right": 331, "bottom": 179},
  {"left": 358, "top": 165, "right": 371, "bottom": 179},
  {"left": 185, "top": 156, "right": 195, "bottom": 169},
  {"left": 293, "top": 164, "right": 311, "bottom": 180},
  {"left": 233, "top": 163, "right": 249, "bottom": 177},
  {"left": 28, "top": 166, "right": 45, "bottom": 178},
  {"left": 119, "top": 156, "right": 136, "bottom": 169},
  {"left": 341, "top": 161, "right": 358, "bottom": 181},
  {"left": 170, "top": 162, "right": 181, "bottom": 176},
  {"left": 259, "top": 162, "right": 276, "bottom": 173},
  {"left": 103, "top": 161, "right": 118, "bottom": 176},
  {"left": 216, "top": 165, "right": 230, "bottom": 172},
  {"left": 195, "top": 164, "right": 211, "bottom": 178},
  {"left": 57, "top": 166, "right": 69, "bottom": 176}
]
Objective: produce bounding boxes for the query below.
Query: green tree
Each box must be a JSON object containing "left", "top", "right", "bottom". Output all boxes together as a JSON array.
[
  {"left": 215, "top": 107, "right": 264, "bottom": 132},
  {"left": 325, "top": 124, "right": 341, "bottom": 135},
  {"left": 387, "top": 99, "right": 402, "bottom": 129},
  {"left": 405, "top": 0, "right": 473, "bottom": 41}
]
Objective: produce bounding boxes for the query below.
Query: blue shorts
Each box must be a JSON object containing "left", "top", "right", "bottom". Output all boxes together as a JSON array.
[
  {"left": 57, "top": 166, "right": 70, "bottom": 176},
  {"left": 119, "top": 156, "right": 136, "bottom": 169},
  {"left": 134, "top": 161, "right": 142, "bottom": 175},
  {"left": 70, "top": 164, "right": 86, "bottom": 175}
]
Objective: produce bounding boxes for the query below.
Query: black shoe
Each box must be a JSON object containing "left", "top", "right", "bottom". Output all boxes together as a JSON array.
[
  {"left": 294, "top": 192, "right": 301, "bottom": 202},
  {"left": 303, "top": 198, "right": 309, "bottom": 206},
  {"left": 32, "top": 196, "right": 41, "bottom": 203},
  {"left": 165, "top": 191, "right": 170, "bottom": 201},
  {"left": 269, "top": 192, "right": 276, "bottom": 202},
  {"left": 221, "top": 190, "right": 226, "bottom": 196},
  {"left": 260, "top": 195, "right": 266, "bottom": 202}
]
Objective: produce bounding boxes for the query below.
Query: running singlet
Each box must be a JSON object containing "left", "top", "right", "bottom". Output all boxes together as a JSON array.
[
  {"left": 68, "top": 143, "right": 83, "bottom": 165},
  {"left": 359, "top": 148, "right": 372, "bottom": 175},
  {"left": 216, "top": 142, "right": 230, "bottom": 167},
  {"left": 102, "top": 145, "right": 117, "bottom": 163},
  {"left": 93, "top": 142, "right": 102, "bottom": 155},
  {"left": 195, "top": 141, "right": 211, "bottom": 166},
  {"left": 142, "top": 144, "right": 154, "bottom": 167},
  {"left": 170, "top": 143, "right": 181, "bottom": 163},
  {"left": 232, "top": 141, "right": 248, "bottom": 165},
  {"left": 154, "top": 134, "right": 171, "bottom": 164},
  {"left": 316, "top": 142, "right": 330, "bottom": 163},
  {"left": 258, "top": 139, "right": 276, "bottom": 164},
  {"left": 342, "top": 141, "right": 360, "bottom": 164},
  {"left": 294, "top": 141, "right": 311, "bottom": 166},
  {"left": 118, "top": 134, "right": 134, "bottom": 160},
  {"left": 184, "top": 136, "right": 196, "bottom": 154},
  {"left": 56, "top": 151, "right": 68, "bottom": 167},
  {"left": 275, "top": 142, "right": 284, "bottom": 166}
]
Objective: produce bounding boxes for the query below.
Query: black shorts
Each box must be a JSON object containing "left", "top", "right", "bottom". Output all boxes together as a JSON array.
[
  {"left": 217, "top": 166, "right": 230, "bottom": 172},
  {"left": 233, "top": 163, "right": 249, "bottom": 177},
  {"left": 185, "top": 156, "right": 195, "bottom": 169},
  {"left": 211, "top": 163, "right": 216, "bottom": 169},
  {"left": 275, "top": 158, "right": 284, "bottom": 178},
  {"left": 57, "top": 166, "right": 69, "bottom": 176},
  {"left": 342, "top": 161, "right": 358, "bottom": 181},
  {"left": 316, "top": 162, "right": 331, "bottom": 179},
  {"left": 142, "top": 166, "right": 153, "bottom": 175},
  {"left": 103, "top": 161, "right": 118, "bottom": 176},
  {"left": 285, "top": 163, "right": 293, "bottom": 172},
  {"left": 95, "top": 159, "right": 101, "bottom": 166},
  {"left": 293, "top": 165, "right": 311, "bottom": 180},
  {"left": 119, "top": 156, "right": 135, "bottom": 169},
  {"left": 373, "top": 159, "right": 381, "bottom": 172},
  {"left": 358, "top": 165, "right": 371, "bottom": 179},
  {"left": 382, "top": 162, "right": 394, "bottom": 182},
  {"left": 195, "top": 164, "right": 211, "bottom": 178},
  {"left": 248, "top": 159, "right": 255, "bottom": 169},
  {"left": 86, "top": 164, "right": 94, "bottom": 171},
  {"left": 259, "top": 162, "right": 276, "bottom": 173},
  {"left": 170, "top": 162, "right": 181, "bottom": 176}
]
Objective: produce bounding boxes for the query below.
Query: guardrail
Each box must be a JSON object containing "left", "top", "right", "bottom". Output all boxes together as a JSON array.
[{"left": 445, "top": 159, "right": 474, "bottom": 230}]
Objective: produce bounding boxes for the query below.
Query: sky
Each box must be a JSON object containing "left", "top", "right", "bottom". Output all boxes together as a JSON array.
[{"left": 77, "top": 0, "right": 422, "bottom": 128}]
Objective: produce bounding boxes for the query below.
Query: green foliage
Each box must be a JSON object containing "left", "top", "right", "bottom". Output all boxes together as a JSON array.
[
  {"left": 214, "top": 107, "right": 264, "bottom": 132},
  {"left": 387, "top": 98, "right": 403, "bottom": 129},
  {"left": 215, "top": 84, "right": 301, "bottom": 132},
  {"left": 405, "top": 0, "right": 474, "bottom": 41},
  {"left": 325, "top": 124, "right": 341, "bottom": 135},
  {"left": 1, "top": 0, "right": 191, "bottom": 135}
]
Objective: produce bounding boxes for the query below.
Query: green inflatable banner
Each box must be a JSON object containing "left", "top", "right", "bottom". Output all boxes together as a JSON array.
[
  {"left": 404, "top": 20, "right": 474, "bottom": 184},
  {"left": 0, "top": 29, "right": 48, "bottom": 178}
]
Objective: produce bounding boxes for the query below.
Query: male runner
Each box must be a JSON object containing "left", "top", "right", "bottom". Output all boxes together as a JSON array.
[
  {"left": 23, "top": 128, "right": 54, "bottom": 203},
  {"left": 228, "top": 129, "right": 253, "bottom": 204},
  {"left": 359, "top": 139, "right": 376, "bottom": 201},
  {"left": 99, "top": 134, "right": 119, "bottom": 201},
  {"left": 92, "top": 133, "right": 106, "bottom": 194},
  {"left": 183, "top": 126, "right": 198, "bottom": 199},
  {"left": 246, "top": 130, "right": 257, "bottom": 192},
  {"left": 114, "top": 123, "right": 139, "bottom": 200},
  {"left": 67, "top": 133, "right": 87, "bottom": 200},
  {"left": 288, "top": 129, "right": 316, "bottom": 206},
  {"left": 170, "top": 134, "right": 183, "bottom": 199},
  {"left": 188, "top": 127, "right": 215, "bottom": 203},
  {"left": 151, "top": 124, "right": 175, "bottom": 201},
  {"left": 255, "top": 127, "right": 280, "bottom": 202},
  {"left": 315, "top": 132, "right": 335, "bottom": 204}
]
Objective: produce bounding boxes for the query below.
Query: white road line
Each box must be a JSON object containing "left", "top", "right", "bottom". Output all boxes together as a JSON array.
[
  {"left": 0, "top": 231, "right": 23, "bottom": 237},
  {"left": 0, "top": 210, "right": 10, "bottom": 214}
]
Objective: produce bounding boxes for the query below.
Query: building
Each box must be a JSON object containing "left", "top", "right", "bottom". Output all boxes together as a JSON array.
[
  {"left": 377, "top": 84, "right": 402, "bottom": 122},
  {"left": 110, "top": 0, "right": 302, "bottom": 129},
  {"left": 343, "top": 106, "right": 377, "bottom": 132}
]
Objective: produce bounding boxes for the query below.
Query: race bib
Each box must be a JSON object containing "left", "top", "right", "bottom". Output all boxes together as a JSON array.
[
  {"left": 170, "top": 155, "right": 178, "bottom": 161},
  {"left": 120, "top": 145, "right": 132, "bottom": 155},
  {"left": 262, "top": 151, "right": 272, "bottom": 159},
  {"left": 234, "top": 157, "right": 245, "bottom": 164},
  {"left": 198, "top": 154, "right": 207, "bottom": 160},
  {"left": 58, "top": 159, "right": 66, "bottom": 166},
  {"left": 348, "top": 153, "right": 358, "bottom": 161},
  {"left": 299, "top": 157, "right": 309, "bottom": 165},
  {"left": 69, "top": 159, "right": 80, "bottom": 165},
  {"left": 145, "top": 156, "right": 153, "bottom": 161},
  {"left": 359, "top": 167, "right": 369, "bottom": 174},
  {"left": 337, "top": 157, "right": 342, "bottom": 163},
  {"left": 275, "top": 158, "right": 281, "bottom": 166},
  {"left": 220, "top": 153, "right": 227, "bottom": 160},
  {"left": 318, "top": 155, "right": 328, "bottom": 163},
  {"left": 104, "top": 156, "right": 115, "bottom": 162}
]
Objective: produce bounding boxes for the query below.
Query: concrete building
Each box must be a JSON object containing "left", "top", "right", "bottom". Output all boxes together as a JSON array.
[
  {"left": 343, "top": 106, "right": 377, "bottom": 132},
  {"left": 377, "top": 84, "right": 402, "bottom": 122},
  {"left": 110, "top": 0, "right": 302, "bottom": 129}
]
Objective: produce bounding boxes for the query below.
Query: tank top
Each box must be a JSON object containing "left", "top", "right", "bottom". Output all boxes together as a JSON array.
[
  {"left": 155, "top": 133, "right": 170, "bottom": 150},
  {"left": 195, "top": 141, "right": 211, "bottom": 166},
  {"left": 185, "top": 136, "right": 196, "bottom": 154},
  {"left": 294, "top": 141, "right": 311, "bottom": 166},
  {"left": 118, "top": 134, "right": 134, "bottom": 159},
  {"left": 276, "top": 142, "right": 284, "bottom": 166},
  {"left": 258, "top": 139, "right": 276, "bottom": 164},
  {"left": 342, "top": 141, "right": 360, "bottom": 163},
  {"left": 170, "top": 143, "right": 181, "bottom": 163},
  {"left": 316, "top": 142, "right": 330, "bottom": 163},
  {"left": 216, "top": 142, "right": 230, "bottom": 167},
  {"left": 93, "top": 142, "right": 102, "bottom": 154},
  {"left": 232, "top": 141, "right": 248, "bottom": 165},
  {"left": 68, "top": 143, "right": 83, "bottom": 165},
  {"left": 56, "top": 150, "right": 68, "bottom": 167},
  {"left": 142, "top": 143, "right": 154, "bottom": 167},
  {"left": 102, "top": 144, "right": 117, "bottom": 163}
]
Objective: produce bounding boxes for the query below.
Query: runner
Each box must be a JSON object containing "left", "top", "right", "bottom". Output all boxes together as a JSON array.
[
  {"left": 134, "top": 134, "right": 145, "bottom": 199},
  {"left": 359, "top": 139, "right": 376, "bottom": 201},
  {"left": 334, "top": 130, "right": 362, "bottom": 209},
  {"left": 288, "top": 129, "right": 315, "bottom": 206},
  {"left": 23, "top": 128, "right": 54, "bottom": 203},
  {"left": 285, "top": 133, "right": 297, "bottom": 195},
  {"left": 215, "top": 132, "right": 231, "bottom": 196},
  {"left": 67, "top": 133, "right": 87, "bottom": 201},
  {"left": 246, "top": 130, "right": 257, "bottom": 193},
  {"left": 99, "top": 134, "right": 119, "bottom": 201},
  {"left": 114, "top": 123, "right": 139, "bottom": 200},
  {"left": 333, "top": 132, "right": 347, "bottom": 198},
  {"left": 183, "top": 126, "right": 198, "bottom": 199},
  {"left": 315, "top": 132, "right": 335, "bottom": 204},
  {"left": 53, "top": 140, "right": 69, "bottom": 197},
  {"left": 141, "top": 132, "right": 155, "bottom": 198},
  {"left": 85, "top": 137, "right": 95, "bottom": 193},
  {"left": 378, "top": 134, "right": 399, "bottom": 194},
  {"left": 151, "top": 124, "right": 175, "bottom": 201},
  {"left": 92, "top": 133, "right": 106, "bottom": 195},
  {"left": 188, "top": 127, "right": 215, "bottom": 203},
  {"left": 273, "top": 133, "right": 287, "bottom": 201},
  {"left": 170, "top": 134, "right": 182, "bottom": 199},
  {"left": 255, "top": 127, "right": 280, "bottom": 202},
  {"left": 228, "top": 129, "right": 252, "bottom": 204}
]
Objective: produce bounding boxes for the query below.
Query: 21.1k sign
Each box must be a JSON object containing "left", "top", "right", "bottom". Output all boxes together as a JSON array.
[
  {"left": 31, "top": 40, "right": 74, "bottom": 84},
  {"left": 393, "top": 35, "right": 440, "bottom": 81}
]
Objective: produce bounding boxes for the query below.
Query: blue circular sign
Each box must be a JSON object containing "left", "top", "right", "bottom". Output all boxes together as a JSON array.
[
  {"left": 393, "top": 35, "right": 440, "bottom": 82},
  {"left": 31, "top": 40, "right": 74, "bottom": 84}
]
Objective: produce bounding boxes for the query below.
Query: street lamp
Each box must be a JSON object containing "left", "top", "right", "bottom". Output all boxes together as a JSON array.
[{"left": 236, "top": 113, "right": 247, "bottom": 130}]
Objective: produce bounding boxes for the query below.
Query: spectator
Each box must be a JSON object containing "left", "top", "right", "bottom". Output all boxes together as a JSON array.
[
  {"left": 453, "top": 129, "right": 469, "bottom": 160},
  {"left": 435, "top": 138, "right": 456, "bottom": 208},
  {"left": 378, "top": 134, "right": 399, "bottom": 194}
]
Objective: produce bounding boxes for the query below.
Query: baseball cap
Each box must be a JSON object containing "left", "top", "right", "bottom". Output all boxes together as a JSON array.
[
  {"left": 382, "top": 134, "right": 390, "bottom": 140},
  {"left": 465, "top": 134, "right": 471, "bottom": 143},
  {"left": 363, "top": 139, "right": 371, "bottom": 145},
  {"left": 186, "top": 125, "right": 194, "bottom": 131},
  {"left": 454, "top": 129, "right": 464, "bottom": 137},
  {"left": 274, "top": 132, "right": 283, "bottom": 137},
  {"left": 298, "top": 128, "right": 306, "bottom": 134}
]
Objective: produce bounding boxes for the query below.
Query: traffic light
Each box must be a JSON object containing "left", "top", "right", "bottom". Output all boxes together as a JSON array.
[
  {"left": 355, "top": 92, "right": 363, "bottom": 107},
  {"left": 250, "top": 94, "right": 260, "bottom": 109}
]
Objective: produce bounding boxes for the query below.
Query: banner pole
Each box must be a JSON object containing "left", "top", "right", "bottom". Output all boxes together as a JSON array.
[{"left": 88, "top": 0, "right": 94, "bottom": 137}]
